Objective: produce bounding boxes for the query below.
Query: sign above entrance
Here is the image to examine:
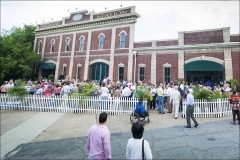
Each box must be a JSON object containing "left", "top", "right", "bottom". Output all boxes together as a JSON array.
[
  {"left": 95, "top": 9, "right": 129, "bottom": 19},
  {"left": 72, "top": 14, "right": 83, "bottom": 21}
]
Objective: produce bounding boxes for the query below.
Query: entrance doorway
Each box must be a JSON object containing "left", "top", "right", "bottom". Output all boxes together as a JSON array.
[
  {"left": 186, "top": 71, "right": 223, "bottom": 85},
  {"left": 90, "top": 62, "right": 109, "bottom": 82}
]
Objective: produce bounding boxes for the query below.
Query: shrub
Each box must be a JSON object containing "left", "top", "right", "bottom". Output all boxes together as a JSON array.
[
  {"left": 135, "top": 82, "right": 150, "bottom": 99},
  {"left": 7, "top": 80, "right": 27, "bottom": 100}
]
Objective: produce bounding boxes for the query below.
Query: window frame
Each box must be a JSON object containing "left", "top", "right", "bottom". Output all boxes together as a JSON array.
[
  {"left": 62, "top": 64, "right": 67, "bottom": 77},
  {"left": 38, "top": 41, "right": 42, "bottom": 54},
  {"left": 79, "top": 36, "right": 85, "bottom": 51},
  {"left": 118, "top": 63, "right": 124, "bottom": 81},
  {"left": 76, "top": 64, "right": 82, "bottom": 80},
  {"left": 119, "top": 31, "right": 127, "bottom": 48},
  {"left": 98, "top": 33, "right": 105, "bottom": 50},
  {"left": 50, "top": 39, "right": 55, "bottom": 53},
  {"left": 138, "top": 63, "right": 146, "bottom": 81},
  {"left": 163, "top": 63, "right": 171, "bottom": 84},
  {"left": 65, "top": 38, "right": 71, "bottom": 52}
]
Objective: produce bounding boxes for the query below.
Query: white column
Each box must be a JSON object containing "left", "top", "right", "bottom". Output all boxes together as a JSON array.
[
  {"left": 151, "top": 41, "right": 157, "bottom": 85},
  {"left": 178, "top": 50, "right": 184, "bottom": 79},
  {"left": 54, "top": 35, "right": 63, "bottom": 83},
  {"left": 33, "top": 37, "right": 37, "bottom": 52},
  {"left": 83, "top": 31, "right": 92, "bottom": 80},
  {"left": 108, "top": 27, "right": 116, "bottom": 80},
  {"left": 223, "top": 27, "right": 230, "bottom": 43},
  {"left": 68, "top": 33, "right": 77, "bottom": 81},
  {"left": 133, "top": 51, "right": 137, "bottom": 83},
  {"left": 178, "top": 31, "right": 184, "bottom": 45},
  {"left": 224, "top": 48, "right": 233, "bottom": 80},
  {"left": 39, "top": 37, "right": 46, "bottom": 79},
  {"left": 151, "top": 52, "right": 157, "bottom": 85},
  {"left": 41, "top": 37, "right": 46, "bottom": 61},
  {"left": 127, "top": 24, "right": 135, "bottom": 81}
]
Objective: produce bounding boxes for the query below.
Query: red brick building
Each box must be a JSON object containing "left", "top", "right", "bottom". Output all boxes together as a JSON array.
[{"left": 34, "top": 6, "right": 240, "bottom": 85}]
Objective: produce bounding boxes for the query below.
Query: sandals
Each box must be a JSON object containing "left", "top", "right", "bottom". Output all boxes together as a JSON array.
[{"left": 231, "top": 121, "right": 236, "bottom": 125}]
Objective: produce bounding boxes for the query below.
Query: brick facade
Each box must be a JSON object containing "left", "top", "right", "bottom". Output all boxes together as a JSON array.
[
  {"left": 184, "top": 30, "right": 223, "bottom": 45},
  {"left": 36, "top": 6, "right": 239, "bottom": 83}
]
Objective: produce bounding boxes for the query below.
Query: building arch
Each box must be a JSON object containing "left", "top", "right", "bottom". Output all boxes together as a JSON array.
[
  {"left": 89, "top": 59, "right": 110, "bottom": 65},
  {"left": 185, "top": 55, "right": 224, "bottom": 64}
]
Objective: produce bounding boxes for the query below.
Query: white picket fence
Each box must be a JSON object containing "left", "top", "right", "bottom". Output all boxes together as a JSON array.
[
  {"left": 182, "top": 98, "right": 232, "bottom": 118},
  {"left": 0, "top": 95, "right": 232, "bottom": 118},
  {"left": 0, "top": 94, "right": 142, "bottom": 116}
]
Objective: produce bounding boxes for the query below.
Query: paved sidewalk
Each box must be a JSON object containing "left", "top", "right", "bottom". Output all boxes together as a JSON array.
[{"left": 1, "top": 109, "right": 239, "bottom": 159}]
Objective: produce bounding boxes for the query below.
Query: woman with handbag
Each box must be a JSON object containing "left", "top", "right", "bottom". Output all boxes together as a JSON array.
[{"left": 126, "top": 122, "right": 152, "bottom": 159}]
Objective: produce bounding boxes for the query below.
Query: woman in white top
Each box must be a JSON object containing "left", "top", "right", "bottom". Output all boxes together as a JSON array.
[{"left": 126, "top": 122, "right": 152, "bottom": 160}]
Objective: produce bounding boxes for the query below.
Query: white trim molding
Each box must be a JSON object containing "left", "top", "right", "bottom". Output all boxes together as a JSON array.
[
  {"left": 163, "top": 63, "right": 172, "bottom": 67},
  {"left": 89, "top": 59, "right": 110, "bottom": 65},
  {"left": 98, "top": 33, "right": 105, "bottom": 38},
  {"left": 44, "top": 60, "right": 57, "bottom": 65},
  {"left": 138, "top": 63, "right": 146, "bottom": 67},
  {"left": 118, "top": 30, "right": 127, "bottom": 36},
  {"left": 79, "top": 35, "right": 85, "bottom": 40},
  {"left": 62, "top": 63, "right": 67, "bottom": 67},
  {"left": 184, "top": 56, "right": 224, "bottom": 65},
  {"left": 76, "top": 63, "right": 82, "bottom": 67},
  {"left": 118, "top": 63, "right": 125, "bottom": 67},
  {"left": 50, "top": 39, "right": 55, "bottom": 53}
]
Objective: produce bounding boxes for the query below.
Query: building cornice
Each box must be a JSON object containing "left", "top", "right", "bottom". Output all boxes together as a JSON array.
[
  {"left": 35, "top": 14, "right": 138, "bottom": 36},
  {"left": 132, "top": 42, "right": 240, "bottom": 52},
  {"left": 178, "top": 27, "right": 230, "bottom": 33}
]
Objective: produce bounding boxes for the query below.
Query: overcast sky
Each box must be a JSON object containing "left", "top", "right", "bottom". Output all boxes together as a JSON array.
[{"left": 1, "top": 1, "right": 239, "bottom": 41}]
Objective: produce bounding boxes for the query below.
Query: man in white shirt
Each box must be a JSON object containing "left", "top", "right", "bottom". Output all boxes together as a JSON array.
[
  {"left": 122, "top": 86, "right": 131, "bottom": 97},
  {"left": 99, "top": 83, "right": 109, "bottom": 109},
  {"left": 166, "top": 85, "right": 173, "bottom": 113},
  {"left": 180, "top": 81, "right": 185, "bottom": 91},
  {"left": 7, "top": 79, "right": 14, "bottom": 88},
  {"left": 170, "top": 86, "right": 181, "bottom": 119}
]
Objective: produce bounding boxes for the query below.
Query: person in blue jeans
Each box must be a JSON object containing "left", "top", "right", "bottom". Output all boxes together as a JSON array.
[
  {"left": 157, "top": 84, "right": 165, "bottom": 114},
  {"left": 135, "top": 98, "right": 148, "bottom": 118}
]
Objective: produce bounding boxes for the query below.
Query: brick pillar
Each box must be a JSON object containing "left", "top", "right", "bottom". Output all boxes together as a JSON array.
[
  {"left": 224, "top": 48, "right": 233, "bottom": 81},
  {"left": 83, "top": 31, "right": 92, "bottom": 80},
  {"left": 68, "top": 33, "right": 76, "bottom": 81}
]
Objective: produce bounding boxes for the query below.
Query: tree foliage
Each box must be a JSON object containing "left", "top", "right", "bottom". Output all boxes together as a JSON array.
[{"left": 0, "top": 25, "right": 41, "bottom": 84}]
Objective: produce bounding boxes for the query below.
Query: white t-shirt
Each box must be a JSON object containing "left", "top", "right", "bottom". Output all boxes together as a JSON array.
[
  {"left": 126, "top": 137, "right": 152, "bottom": 160},
  {"left": 166, "top": 87, "right": 173, "bottom": 96},
  {"left": 100, "top": 87, "right": 109, "bottom": 97}
]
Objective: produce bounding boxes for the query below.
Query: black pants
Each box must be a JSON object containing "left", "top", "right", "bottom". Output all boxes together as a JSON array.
[
  {"left": 137, "top": 111, "right": 149, "bottom": 118},
  {"left": 150, "top": 96, "right": 156, "bottom": 109},
  {"left": 232, "top": 109, "right": 239, "bottom": 122}
]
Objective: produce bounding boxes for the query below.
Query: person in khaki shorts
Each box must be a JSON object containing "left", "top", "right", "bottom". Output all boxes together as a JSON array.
[
  {"left": 170, "top": 86, "right": 181, "bottom": 119},
  {"left": 166, "top": 85, "right": 173, "bottom": 113}
]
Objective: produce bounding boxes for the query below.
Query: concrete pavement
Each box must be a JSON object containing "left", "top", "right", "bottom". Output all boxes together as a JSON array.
[{"left": 1, "top": 109, "right": 239, "bottom": 159}]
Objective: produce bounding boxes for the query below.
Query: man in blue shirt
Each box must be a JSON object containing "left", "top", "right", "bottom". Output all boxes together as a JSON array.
[
  {"left": 184, "top": 90, "right": 199, "bottom": 128},
  {"left": 135, "top": 98, "right": 148, "bottom": 118}
]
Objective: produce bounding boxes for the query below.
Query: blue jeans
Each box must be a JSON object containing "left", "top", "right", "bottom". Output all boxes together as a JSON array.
[{"left": 158, "top": 96, "right": 164, "bottom": 113}]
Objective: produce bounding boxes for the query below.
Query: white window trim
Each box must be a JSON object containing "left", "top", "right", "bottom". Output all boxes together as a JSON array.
[
  {"left": 65, "top": 37, "right": 71, "bottom": 52},
  {"left": 98, "top": 33, "right": 105, "bottom": 50},
  {"left": 163, "top": 63, "right": 171, "bottom": 83},
  {"left": 38, "top": 40, "right": 42, "bottom": 54},
  {"left": 119, "top": 31, "right": 127, "bottom": 48},
  {"left": 76, "top": 63, "right": 82, "bottom": 80},
  {"left": 50, "top": 39, "right": 55, "bottom": 53},
  {"left": 118, "top": 30, "right": 127, "bottom": 36},
  {"left": 118, "top": 63, "right": 125, "bottom": 67},
  {"left": 118, "top": 64, "right": 124, "bottom": 81},
  {"left": 79, "top": 35, "right": 85, "bottom": 51},
  {"left": 62, "top": 64, "right": 67, "bottom": 76},
  {"left": 138, "top": 64, "right": 145, "bottom": 81}
]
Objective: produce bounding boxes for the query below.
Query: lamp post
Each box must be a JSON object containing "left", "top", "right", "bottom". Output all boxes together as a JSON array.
[{"left": 133, "top": 51, "right": 137, "bottom": 83}]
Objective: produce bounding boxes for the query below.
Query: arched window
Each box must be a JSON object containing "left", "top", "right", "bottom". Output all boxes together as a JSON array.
[
  {"left": 50, "top": 39, "right": 55, "bottom": 52},
  {"left": 65, "top": 38, "right": 71, "bottom": 51},
  {"left": 120, "top": 32, "right": 126, "bottom": 48},
  {"left": 98, "top": 34, "right": 105, "bottom": 50},
  {"left": 38, "top": 41, "right": 42, "bottom": 53},
  {"left": 80, "top": 37, "right": 85, "bottom": 51}
]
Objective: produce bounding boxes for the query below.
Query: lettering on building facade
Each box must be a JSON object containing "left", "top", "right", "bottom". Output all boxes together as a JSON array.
[
  {"left": 96, "top": 10, "right": 128, "bottom": 19},
  {"left": 39, "top": 22, "right": 61, "bottom": 29}
]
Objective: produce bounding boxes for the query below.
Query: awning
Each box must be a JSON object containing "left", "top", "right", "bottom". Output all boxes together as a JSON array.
[
  {"left": 184, "top": 60, "right": 223, "bottom": 71},
  {"left": 37, "top": 62, "right": 56, "bottom": 69}
]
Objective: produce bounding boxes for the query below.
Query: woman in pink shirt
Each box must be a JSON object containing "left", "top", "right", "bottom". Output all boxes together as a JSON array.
[{"left": 0, "top": 82, "right": 8, "bottom": 94}]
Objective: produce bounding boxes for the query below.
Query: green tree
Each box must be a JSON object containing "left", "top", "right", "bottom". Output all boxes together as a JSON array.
[{"left": 0, "top": 24, "right": 41, "bottom": 84}]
